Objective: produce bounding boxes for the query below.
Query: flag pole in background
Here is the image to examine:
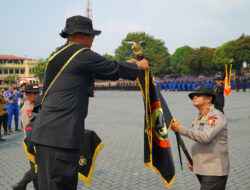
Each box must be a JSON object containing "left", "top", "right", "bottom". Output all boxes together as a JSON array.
[{"left": 224, "top": 59, "right": 233, "bottom": 97}]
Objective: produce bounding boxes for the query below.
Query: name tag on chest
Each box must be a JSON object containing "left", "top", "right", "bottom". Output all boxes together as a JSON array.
[{"left": 198, "top": 122, "right": 204, "bottom": 130}]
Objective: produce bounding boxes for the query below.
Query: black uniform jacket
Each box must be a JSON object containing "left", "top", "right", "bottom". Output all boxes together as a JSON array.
[{"left": 31, "top": 44, "right": 139, "bottom": 150}]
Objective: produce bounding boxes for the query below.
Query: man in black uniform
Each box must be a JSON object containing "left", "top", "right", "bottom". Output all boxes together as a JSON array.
[
  {"left": 235, "top": 75, "right": 240, "bottom": 92},
  {"left": 242, "top": 77, "right": 247, "bottom": 92},
  {"left": 31, "top": 15, "right": 148, "bottom": 190},
  {"left": 247, "top": 77, "right": 250, "bottom": 91},
  {"left": 213, "top": 77, "right": 225, "bottom": 114}
]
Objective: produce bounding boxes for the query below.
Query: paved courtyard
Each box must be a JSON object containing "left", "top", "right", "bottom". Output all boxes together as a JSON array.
[{"left": 0, "top": 90, "right": 250, "bottom": 190}]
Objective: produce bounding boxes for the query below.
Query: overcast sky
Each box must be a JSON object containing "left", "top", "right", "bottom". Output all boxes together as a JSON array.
[{"left": 1, "top": 0, "right": 250, "bottom": 59}]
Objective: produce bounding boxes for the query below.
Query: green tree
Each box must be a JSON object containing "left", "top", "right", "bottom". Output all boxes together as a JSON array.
[
  {"left": 228, "top": 34, "right": 250, "bottom": 71},
  {"left": 32, "top": 46, "right": 61, "bottom": 82},
  {"left": 4, "top": 75, "right": 19, "bottom": 84},
  {"left": 212, "top": 40, "right": 236, "bottom": 71},
  {"left": 32, "top": 59, "right": 47, "bottom": 82},
  {"left": 183, "top": 47, "right": 216, "bottom": 75},
  {"left": 170, "top": 45, "right": 193, "bottom": 73},
  {"left": 103, "top": 53, "right": 118, "bottom": 61},
  {"left": 115, "top": 32, "right": 171, "bottom": 76}
]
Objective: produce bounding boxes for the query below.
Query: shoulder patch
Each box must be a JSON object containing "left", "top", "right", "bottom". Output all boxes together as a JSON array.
[
  {"left": 26, "top": 110, "right": 33, "bottom": 118},
  {"left": 4, "top": 92, "right": 9, "bottom": 97},
  {"left": 208, "top": 116, "right": 218, "bottom": 126}
]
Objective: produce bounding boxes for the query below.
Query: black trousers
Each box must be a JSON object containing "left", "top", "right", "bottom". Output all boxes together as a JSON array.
[
  {"left": 0, "top": 115, "right": 3, "bottom": 135},
  {"left": 3, "top": 113, "right": 8, "bottom": 132},
  {"left": 196, "top": 174, "right": 228, "bottom": 190},
  {"left": 36, "top": 144, "right": 80, "bottom": 190}
]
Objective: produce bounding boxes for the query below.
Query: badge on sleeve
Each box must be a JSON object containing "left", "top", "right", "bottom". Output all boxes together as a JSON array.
[
  {"left": 26, "top": 110, "right": 33, "bottom": 118},
  {"left": 208, "top": 116, "right": 218, "bottom": 126}
]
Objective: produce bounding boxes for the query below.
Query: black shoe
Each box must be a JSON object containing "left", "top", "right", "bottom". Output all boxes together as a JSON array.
[
  {"left": 15, "top": 125, "right": 21, "bottom": 132},
  {"left": 12, "top": 182, "right": 27, "bottom": 190},
  {"left": 8, "top": 126, "right": 13, "bottom": 133}
]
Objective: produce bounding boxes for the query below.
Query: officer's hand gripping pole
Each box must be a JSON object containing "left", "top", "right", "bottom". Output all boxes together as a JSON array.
[
  {"left": 173, "top": 119, "right": 193, "bottom": 169},
  {"left": 173, "top": 120, "right": 201, "bottom": 184}
]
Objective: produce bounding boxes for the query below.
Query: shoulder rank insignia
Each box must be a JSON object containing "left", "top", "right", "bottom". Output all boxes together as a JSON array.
[
  {"left": 202, "top": 115, "right": 208, "bottom": 121},
  {"left": 205, "top": 108, "right": 210, "bottom": 114},
  {"left": 208, "top": 116, "right": 218, "bottom": 126},
  {"left": 26, "top": 110, "right": 33, "bottom": 118}
]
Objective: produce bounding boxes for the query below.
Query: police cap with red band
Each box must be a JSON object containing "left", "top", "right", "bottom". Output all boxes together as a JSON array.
[{"left": 23, "top": 84, "right": 40, "bottom": 93}]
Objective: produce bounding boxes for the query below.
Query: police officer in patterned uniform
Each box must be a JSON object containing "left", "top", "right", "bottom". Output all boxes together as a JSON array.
[
  {"left": 1, "top": 89, "right": 9, "bottom": 135},
  {"left": 171, "top": 86, "right": 229, "bottom": 190},
  {"left": 31, "top": 15, "right": 148, "bottom": 190},
  {"left": 0, "top": 90, "right": 6, "bottom": 141},
  {"left": 12, "top": 84, "right": 40, "bottom": 190}
]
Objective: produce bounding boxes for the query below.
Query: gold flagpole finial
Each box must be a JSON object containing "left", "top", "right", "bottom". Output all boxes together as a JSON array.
[{"left": 123, "top": 33, "right": 145, "bottom": 57}]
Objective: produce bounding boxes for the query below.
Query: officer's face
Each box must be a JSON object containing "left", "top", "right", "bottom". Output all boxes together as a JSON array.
[
  {"left": 26, "top": 93, "right": 39, "bottom": 104},
  {"left": 192, "top": 94, "right": 212, "bottom": 107},
  {"left": 8, "top": 86, "right": 14, "bottom": 93}
]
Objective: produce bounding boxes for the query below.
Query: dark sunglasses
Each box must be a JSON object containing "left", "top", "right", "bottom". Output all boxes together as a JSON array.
[{"left": 193, "top": 93, "right": 204, "bottom": 97}]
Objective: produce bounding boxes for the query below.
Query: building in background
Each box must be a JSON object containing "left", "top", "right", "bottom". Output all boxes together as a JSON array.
[{"left": 0, "top": 55, "right": 39, "bottom": 85}]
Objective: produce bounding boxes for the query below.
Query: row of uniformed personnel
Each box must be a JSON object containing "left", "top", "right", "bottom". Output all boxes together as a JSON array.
[
  {"left": 96, "top": 81, "right": 139, "bottom": 91},
  {"left": 95, "top": 77, "right": 250, "bottom": 91},
  {"left": 156, "top": 77, "right": 250, "bottom": 91},
  {"left": 157, "top": 80, "right": 216, "bottom": 91}
]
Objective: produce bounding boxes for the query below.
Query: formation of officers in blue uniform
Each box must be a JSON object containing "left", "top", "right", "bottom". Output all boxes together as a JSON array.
[
  {"left": 155, "top": 77, "right": 249, "bottom": 91},
  {"left": 156, "top": 78, "right": 216, "bottom": 91}
]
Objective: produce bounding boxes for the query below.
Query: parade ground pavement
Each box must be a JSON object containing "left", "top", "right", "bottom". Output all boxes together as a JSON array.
[{"left": 0, "top": 90, "right": 250, "bottom": 190}]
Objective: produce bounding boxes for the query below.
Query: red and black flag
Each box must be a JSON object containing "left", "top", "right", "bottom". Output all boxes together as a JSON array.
[{"left": 137, "top": 70, "right": 175, "bottom": 188}]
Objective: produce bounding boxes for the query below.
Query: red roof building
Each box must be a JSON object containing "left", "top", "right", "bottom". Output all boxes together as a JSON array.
[
  {"left": 0, "top": 55, "right": 32, "bottom": 61},
  {"left": 0, "top": 55, "right": 39, "bottom": 84}
]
